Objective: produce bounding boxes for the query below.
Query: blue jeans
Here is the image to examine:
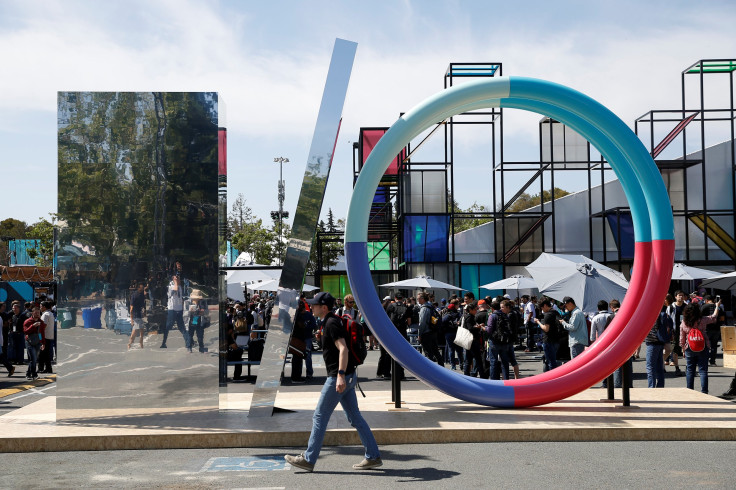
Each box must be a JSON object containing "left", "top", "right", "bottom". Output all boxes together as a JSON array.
[
  {"left": 25, "top": 340, "right": 41, "bottom": 378},
  {"left": 163, "top": 310, "right": 189, "bottom": 348},
  {"left": 570, "top": 343, "right": 585, "bottom": 359},
  {"left": 489, "top": 342, "right": 511, "bottom": 380},
  {"left": 542, "top": 342, "right": 559, "bottom": 372},
  {"left": 304, "top": 372, "right": 380, "bottom": 465},
  {"left": 685, "top": 348, "right": 709, "bottom": 393},
  {"left": 445, "top": 332, "right": 464, "bottom": 368},
  {"left": 646, "top": 343, "right": 665, "bottom": 388},
  {"left": 305, "top": 337, "right": 314, "bottom": 377}
]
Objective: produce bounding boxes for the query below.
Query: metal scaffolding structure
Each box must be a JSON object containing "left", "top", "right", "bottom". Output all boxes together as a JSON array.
[{"left": 314, "top": 59, "right": 736, "bottom": 299}]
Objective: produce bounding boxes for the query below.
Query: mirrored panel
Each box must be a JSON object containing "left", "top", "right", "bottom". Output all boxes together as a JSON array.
[{"left": 56, "top": 92, "right": 219, "bottom": 419}]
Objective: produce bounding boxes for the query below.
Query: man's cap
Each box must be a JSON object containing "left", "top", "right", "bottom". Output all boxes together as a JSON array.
[
  {"left": 383, "top": 295, "right": 391, "bottom": 301},
  {"left": 447, "top": 303, "right": 457, "bottom": 310},
  {"left": 306, "top": 291, "right": 336, "bottom": 308},
  {"left": 478, "top": 299, "right": 486, "bottom": 306},
  {"left": 563, "top": 296, "right": 575, "bottom": 304}
]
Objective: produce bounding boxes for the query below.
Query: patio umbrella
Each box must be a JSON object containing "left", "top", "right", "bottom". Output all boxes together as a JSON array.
[
  {"left": 479, "top": 275, "right": 538, "bottom": 300},
  {"left": 379, "top": 276, "right": 465, "bottom": 291},
  {"left": 526, "top": 253, "right": 629, "bottom": 314},
  {"left": 671, "top": 263, "right": 721, "bottom": 281},
  {"left": 698, "top": 271, "right": 736, "bottom": 290},
  {"left": 480, "top": 275, "right": 538, "bottom": 291}
]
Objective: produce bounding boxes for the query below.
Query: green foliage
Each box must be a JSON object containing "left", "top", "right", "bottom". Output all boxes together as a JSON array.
[
  {"left": 26, "top": 217, "right": 55, "bottom": 267},
  {"left": 0, "top": 218, "right": 29, "bottom": 265},
  {"left": 506, "top": 187, "right": 571, "bottom": 213},
  {"left": 231, "top": 219, "right": 275, "bottom": 265},
  {"left": 452, "top": 202, "right": 494, "bottom": 233}
]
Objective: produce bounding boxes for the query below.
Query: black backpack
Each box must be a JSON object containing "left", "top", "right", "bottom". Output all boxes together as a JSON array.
[
  {"left": 507, "top": 309, "right": 522, "bottom": 342},
  {"left": 490, "top": 312, "right": 512, "bottom": 344},
  {"left": 390, "top": 303, "right": 408, "bottom": 328}
]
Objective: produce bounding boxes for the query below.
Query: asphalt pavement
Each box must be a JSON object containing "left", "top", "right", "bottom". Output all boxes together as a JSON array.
[{"left": 3, "top": 441, "right": 736, "bottom": 488}]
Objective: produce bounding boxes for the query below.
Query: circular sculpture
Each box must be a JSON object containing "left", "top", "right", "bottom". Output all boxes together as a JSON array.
[{"left": 345, "top": 77, "right": 674, "bottom": 407}]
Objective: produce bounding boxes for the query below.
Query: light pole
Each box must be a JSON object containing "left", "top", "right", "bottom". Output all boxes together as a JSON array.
[{"left": 273, "top": 156, "right": 289, "bottom": 265}]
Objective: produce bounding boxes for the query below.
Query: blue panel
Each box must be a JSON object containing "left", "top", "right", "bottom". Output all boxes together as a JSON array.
[
  {"left": 606, "top": 213, "right": 635, "bottom": 260},
  {"left": 478, "top": 264, "right": 504, "bottom": 299},
  {"left": 9, "top": 239, "right": 41, "bottom": 266},
  {"left": 8, "top": 282, "right": 34, "bottom": 302},
  {"left": 403, "top": 215, "right": 449, "bottom": 263}
]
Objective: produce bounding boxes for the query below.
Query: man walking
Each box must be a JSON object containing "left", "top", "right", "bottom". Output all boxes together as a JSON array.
[{"left": 285, "top": 292, "right": 382, "bottom": 472}]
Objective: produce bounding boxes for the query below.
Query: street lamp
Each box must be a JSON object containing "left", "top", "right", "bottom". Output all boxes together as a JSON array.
[{"left": 273, "top": 156, "right": 289, "bottom": 265}]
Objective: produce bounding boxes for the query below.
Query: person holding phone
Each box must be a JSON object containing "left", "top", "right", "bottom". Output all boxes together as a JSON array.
[{"left": 700, "top": 294, "right": 726, "bottom": 366}]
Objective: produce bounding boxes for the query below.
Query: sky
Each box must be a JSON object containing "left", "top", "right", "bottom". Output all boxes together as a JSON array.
[{"left": 1, "top": 0, "right": 736, "bottom": 229}]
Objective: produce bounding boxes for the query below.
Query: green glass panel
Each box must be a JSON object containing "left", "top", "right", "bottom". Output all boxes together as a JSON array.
[{"left": 367, "top": 241, "right": 391, "bottom": 270}]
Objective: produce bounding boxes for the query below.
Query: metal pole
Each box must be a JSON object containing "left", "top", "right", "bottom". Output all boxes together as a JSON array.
[
  {"left": 622, "top": 359, "right": 632, "bottom": 406},
  {"left": 606, "top": 374, "right": 615, "bottom": 400},
  {"left": 392, "top": 358, "right": 401, "bottom": 408}
]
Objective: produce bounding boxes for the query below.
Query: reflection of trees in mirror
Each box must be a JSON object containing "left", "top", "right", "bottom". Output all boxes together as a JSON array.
[{"left": 57, "top": 92, "right": 219, "bottom": 305}]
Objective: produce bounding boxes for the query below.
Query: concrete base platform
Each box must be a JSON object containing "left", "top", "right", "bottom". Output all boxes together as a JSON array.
[{"left": 2, "top": 388, "right": 736, "bottom": 452}]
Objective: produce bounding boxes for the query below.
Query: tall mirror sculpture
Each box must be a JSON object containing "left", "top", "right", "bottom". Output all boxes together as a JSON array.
[{"left": 56, "top": 92, "right": 220, "bottom": 419}]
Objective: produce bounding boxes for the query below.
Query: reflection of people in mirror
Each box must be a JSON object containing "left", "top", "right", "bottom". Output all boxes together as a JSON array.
[
  {"left": 160, "top": 274, "right": 190, "bottom": 349},
  {"left": 188, "top": 289, "right": 209, "bottom": 353},
  {"left": 128, "top": 282, "right": 147, "bottom": 350},
  {"left": 23, "top": 307, "right": 45, "bottom": 380}
]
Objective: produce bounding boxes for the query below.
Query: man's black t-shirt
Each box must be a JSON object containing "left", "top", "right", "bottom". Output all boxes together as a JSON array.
[
  {"left": 541, "top": 310, "right": 560, "bottom": 343},
  {"left": 322, "top": 312, "right": 355, "bottom": 377}
]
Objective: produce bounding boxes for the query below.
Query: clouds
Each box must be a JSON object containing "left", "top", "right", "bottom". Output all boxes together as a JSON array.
[{"left": 1, "top": 0, "right": 735, "bottom": 225}]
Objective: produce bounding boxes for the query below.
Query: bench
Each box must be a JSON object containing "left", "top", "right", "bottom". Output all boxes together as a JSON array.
[{"left": 227, "top": 360, "right": 261, "bottom": 379}]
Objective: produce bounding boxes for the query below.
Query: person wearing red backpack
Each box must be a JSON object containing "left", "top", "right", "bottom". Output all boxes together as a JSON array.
[
  {"left": 285, "top": 292, "right": 381, "bottom": 472},
  {"left": 679, "top": 299, "right": 720, "bottom": 394}
]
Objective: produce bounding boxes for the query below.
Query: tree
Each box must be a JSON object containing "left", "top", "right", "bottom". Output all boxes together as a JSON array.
[
  {"left": 0, "top": 218, "right": 29, "bottom": 265},
  {"left": 306, "top": 219, "right": 342, "bottom": 275},
  {"left": 26, "top": 216, "right": 55, "bottom": 267},
  {"left": 230, "top": 219, "right": 274, "bottom": 265},
  {"left": 505, "top": 187, "right": 571, "bottom": 213},
  {"left": 269, "top": 218, "right": 292, "bottom": 265},
  {"left": 452, "top": 201, "right": 494, "bottom": 233},
  {"left": 227, "top": 193, "right": 253, "bottom": 238}
]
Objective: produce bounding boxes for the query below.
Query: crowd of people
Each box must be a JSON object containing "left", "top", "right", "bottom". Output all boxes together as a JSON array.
[
  {"left": 341, "top": 289, "right": 731, "bottom": 395},
  {"left": 0, "top": 298, "right": 57, "bottom": 380}
]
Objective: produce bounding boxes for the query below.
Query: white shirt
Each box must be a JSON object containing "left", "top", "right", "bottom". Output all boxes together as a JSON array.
[
  {"left": 167, "top": 282, "right": 184, "bottom": 311},
  {"left": 41, "top": 310, "right": 55, "bottom": 340},
  {"left": 590, "top": 310, "right": 613, "bottom": 342},
  {"left": 524, "top": 302, "right": 536, "bottom": 324}
]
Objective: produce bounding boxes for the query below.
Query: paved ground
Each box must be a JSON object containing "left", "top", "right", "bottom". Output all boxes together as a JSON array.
[
  {"left": 3, "top": 441, "right": 736, "bottom": 488},
  {"left": 3, "top": 337, "right": 736, "bottom": 418}
]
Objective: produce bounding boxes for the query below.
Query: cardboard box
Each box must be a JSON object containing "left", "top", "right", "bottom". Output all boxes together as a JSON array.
[{"left": 721, "top": 326, "right": 736, "bottom": 352}]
